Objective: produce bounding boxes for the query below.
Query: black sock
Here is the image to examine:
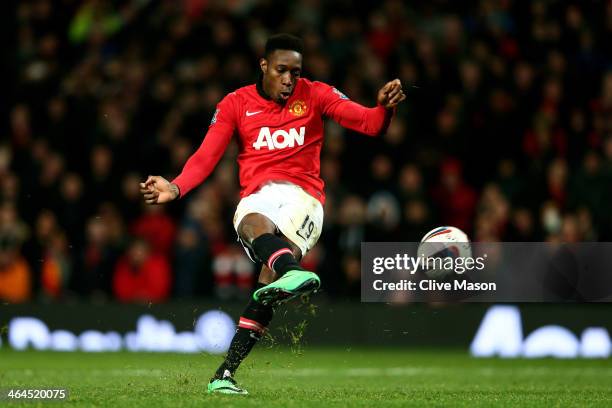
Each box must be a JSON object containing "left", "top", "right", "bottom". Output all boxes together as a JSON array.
[
  {"left": 214, "top": 283, "right": 274, "bottom": 379},
  {"left": 251, "top": 233, "right": 303, "bottom": 277}
]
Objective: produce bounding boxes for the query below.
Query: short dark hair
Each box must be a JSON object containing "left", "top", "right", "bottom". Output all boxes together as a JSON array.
[{"left": 265, "top": 33, "right": 303, "bottom": 57}]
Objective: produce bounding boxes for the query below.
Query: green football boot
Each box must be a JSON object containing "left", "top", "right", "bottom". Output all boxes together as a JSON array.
[
  {"left": 253, "top": 270, "right": 321, "bottom": 305},
  {"left": 207, "top": 375, "right": 248, "bottom": 395}
]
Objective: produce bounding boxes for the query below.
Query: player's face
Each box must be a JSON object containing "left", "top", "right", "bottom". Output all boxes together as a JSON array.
[{"left": 260, "top": 50, "right": 302, "bottom": 104}]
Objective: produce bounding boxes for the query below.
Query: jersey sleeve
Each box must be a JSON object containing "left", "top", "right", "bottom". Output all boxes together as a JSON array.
[
  {"left": 314, "top": 81, "right": 394, "bottom": 137},
  {"left": 171, "top": 94, "right": 237, "bottom": 198}
]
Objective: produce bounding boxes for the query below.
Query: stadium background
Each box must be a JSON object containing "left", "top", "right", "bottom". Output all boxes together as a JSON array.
[{"left": 1, "top": 0, "right": 612, "bottom": 348}]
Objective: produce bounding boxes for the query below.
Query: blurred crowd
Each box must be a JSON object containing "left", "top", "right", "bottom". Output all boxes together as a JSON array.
[{"left": 2, "top": 0, "right": 612, "bottom": 303}]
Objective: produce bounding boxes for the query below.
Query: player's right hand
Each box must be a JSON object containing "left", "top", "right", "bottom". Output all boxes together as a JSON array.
[{"left": 139, "top": 175, "right": 179, "bottom": 204}]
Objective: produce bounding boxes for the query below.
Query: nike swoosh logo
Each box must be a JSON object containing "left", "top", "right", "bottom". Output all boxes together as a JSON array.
[{"left": 246, "top": 110, "right": 263, "bottom": 117}]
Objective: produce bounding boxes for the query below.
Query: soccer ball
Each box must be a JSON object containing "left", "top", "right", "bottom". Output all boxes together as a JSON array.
[{"left": 417, "top": 226, "right": 472, "bottom": 279}]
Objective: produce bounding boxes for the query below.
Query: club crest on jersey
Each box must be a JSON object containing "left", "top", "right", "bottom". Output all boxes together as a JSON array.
[
  {"left": 253, "top": 127, "right": 305, "bottom": 150},
  {"left": 288, "top": 100, "right": 308, "bottom": 116}
]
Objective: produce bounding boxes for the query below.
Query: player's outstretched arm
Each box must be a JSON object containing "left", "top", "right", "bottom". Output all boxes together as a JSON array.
[
  {"left": 377, "top": 79, "right": 406, "bottom": 109},
  {"left": 139, "top": 175, "right": 180, "bottom": 205},
  {"left": 317, "top": 78, "right": 406, "bottom": 136}
]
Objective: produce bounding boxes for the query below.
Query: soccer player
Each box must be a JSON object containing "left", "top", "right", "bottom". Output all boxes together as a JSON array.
[{"left": 140, "top": 33, "right": 405, "bottom": 394}]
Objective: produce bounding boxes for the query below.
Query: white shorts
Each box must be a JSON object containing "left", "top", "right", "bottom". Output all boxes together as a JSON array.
[{"left": 233, "top": 182, "right": 324, "bottom": 260}]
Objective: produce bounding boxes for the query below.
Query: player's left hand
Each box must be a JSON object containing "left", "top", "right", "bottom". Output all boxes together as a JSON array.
[{"left": 377, "top": 79, "right": 406, "bottom": 109}]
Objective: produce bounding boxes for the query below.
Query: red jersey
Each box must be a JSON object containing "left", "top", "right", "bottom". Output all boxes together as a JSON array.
[{"left": 172, "top": 78, "right": 393, "bottom": 204}]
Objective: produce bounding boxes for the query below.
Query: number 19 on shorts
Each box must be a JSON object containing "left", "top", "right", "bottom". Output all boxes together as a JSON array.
[{"left": 296, "top": 215, "right": 315, "bottom": 241}]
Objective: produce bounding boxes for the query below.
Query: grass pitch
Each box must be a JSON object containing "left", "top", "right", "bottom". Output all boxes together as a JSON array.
[{"left": 1, "top": 348, "right": 611, "bottom": 407}]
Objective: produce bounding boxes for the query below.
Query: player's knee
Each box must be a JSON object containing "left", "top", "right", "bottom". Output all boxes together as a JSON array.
[{"left": 238, "top": 213, "right": 276, "bottom": 243}]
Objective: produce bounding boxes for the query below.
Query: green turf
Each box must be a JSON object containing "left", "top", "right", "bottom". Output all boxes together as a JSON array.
[{"left": 1, "top": 348, "right": 611, "bottom": 407}]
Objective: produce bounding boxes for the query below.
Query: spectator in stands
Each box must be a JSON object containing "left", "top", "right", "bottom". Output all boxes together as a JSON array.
[
  {"left": 74, "top": 215, "right": 120, "bottom": 297},
  {"left": 432, "top": 159, "right": 477, "bottom": 233},
  {"left": 112, "top": 237, "right": 171, "bottom": 303},
  {"left": 0, "top": 231, "right": 31, "bottom": 303},
  {"left": 40, "top": 229, "right": 72, "bottom": 299},
  {"left": 130, "top": 203, "right": 176, "bottom": 256}
]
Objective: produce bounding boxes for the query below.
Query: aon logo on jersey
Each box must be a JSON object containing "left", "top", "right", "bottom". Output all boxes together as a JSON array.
[{"left": 252, "top": 127, "right": 305, "bottom": 150}]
